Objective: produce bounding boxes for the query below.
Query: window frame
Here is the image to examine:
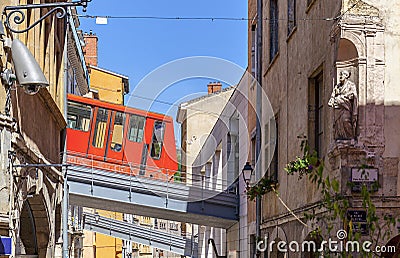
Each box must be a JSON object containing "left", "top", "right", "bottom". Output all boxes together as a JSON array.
[
  {"left": 92, "top": 107, "right": 109, "bottom": 149},
  {"left": 287, "top": 0, "right": 297, "bottom": 35},
  {"left": 269, "top": 0, "right": 279, "bottom": 62},
  {"left": 127, "top": 114, "right": 146, "bottom": 143},
  {"left": 150, "top": 121, "right": 166, "bottom": 160},
  {"left": 67, "top": 101, "right": 92, "bottom": 132},
  {"left": 308, "top": 70, "right": 324, "bottom": 157},
  {"left": 264, "top": 115, "right": 278, "bottom": 181},
  {"left": 110, "top": 111, "right": 126, "bottom": 152}
]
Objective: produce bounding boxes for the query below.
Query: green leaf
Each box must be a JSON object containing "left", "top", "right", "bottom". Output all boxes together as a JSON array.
[{"left": 332, "top": 179, "right": 340, "bottom": 193}]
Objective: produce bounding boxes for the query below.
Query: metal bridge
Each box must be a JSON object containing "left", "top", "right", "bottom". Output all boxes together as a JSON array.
[
  {"left": 83, "top": 212, "right": 198, "bottom": 257},
  {"left": 67, "top": 164, "right": 239, "bottom": 229}
]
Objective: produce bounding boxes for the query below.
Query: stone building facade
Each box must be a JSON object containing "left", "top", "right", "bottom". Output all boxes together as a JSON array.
[
  {"left": 177, "top": 83, "right": 235, "bottom": 257},
  {"left": 247, "top": 0, "right": 400, "bottom": 257},
  {"left": 0, "top": 1, "right": 81, "bottom": 257}
]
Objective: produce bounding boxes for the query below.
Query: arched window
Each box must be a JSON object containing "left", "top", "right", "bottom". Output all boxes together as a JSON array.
[
  {"left": 382, "top": 234, "right": 400, "bottom": 258},
  {"left": 270, "top": 238, "right": 286, "bottom": 258},
  {"left": 301, "top": 232, "right": 323, "bottom": 258}
]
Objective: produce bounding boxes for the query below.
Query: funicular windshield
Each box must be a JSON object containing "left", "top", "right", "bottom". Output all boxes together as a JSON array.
[{"left": 67, "top": 101, "right": 91, "bottom": 131}]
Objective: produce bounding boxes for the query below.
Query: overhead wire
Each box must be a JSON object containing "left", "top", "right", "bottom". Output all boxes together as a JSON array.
[
  {"left": 75, "top": 2, "right": 368, "bottom": 23},
  {"left": 125, "top": 91, "right": 236, "bottom": 119},
  {"left": 76, "top": 14, "right": 336, "bottom": 22}
]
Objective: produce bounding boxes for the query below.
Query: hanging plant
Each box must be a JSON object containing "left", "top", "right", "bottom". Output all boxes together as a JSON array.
[
  {"left": 284, "top": 137, "right": 322, "bottom": 179},
  {"left": 246, "top": 176, "right": 278, "bottom": 201}
]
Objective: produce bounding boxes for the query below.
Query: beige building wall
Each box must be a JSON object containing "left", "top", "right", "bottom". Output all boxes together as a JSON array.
[
  {"left": 177, "top": 86, "right": 234, "bottom": 183},
  {"left": 247, "top": 0, "right": 400, "bottom": 257}
]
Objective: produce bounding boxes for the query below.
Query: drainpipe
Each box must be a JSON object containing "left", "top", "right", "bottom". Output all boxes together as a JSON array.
[
  {"left": 62, "top": 164, "right": 69, "bottom": 258},
  {"left": 62, "top": 11, "right": 70, "bottom": 258},
  {"left": 255, "top": 0, "right": 263, "bottom": 256}
]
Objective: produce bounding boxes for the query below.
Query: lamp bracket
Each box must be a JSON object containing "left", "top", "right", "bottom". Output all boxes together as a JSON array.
[
  {"left": 3, "top": 0, "right": 92, "bottom": 34},
  {"left": 1, "top": 68, "right": 16, "bottom": 86}
]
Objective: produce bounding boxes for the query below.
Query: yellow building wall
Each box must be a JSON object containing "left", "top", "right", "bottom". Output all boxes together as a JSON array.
[
  {"left": 84, "top": 66, "right": 126, "bottom": 257},
  {"left": 95, "top": 210, "right": 124, "bottom": 258},
  {"left": 89, "top": 68, "right": 125, "bottom": 105}
]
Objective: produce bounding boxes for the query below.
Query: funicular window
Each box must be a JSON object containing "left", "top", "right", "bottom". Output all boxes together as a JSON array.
[
  {"left": 110, "top": 112, "right": 125, "bottom": 152},
  {"left": 128, "top": 115, "right": 145, "bottom": 143},
  {"left": 150, "top": 121, "right": 165, "bottom": 159},
  {"left": 92, "top": 108, "right": 109, "bottom": 148},
  {"left": 67, "top": 101, "right": 91, "bottom": 131}
]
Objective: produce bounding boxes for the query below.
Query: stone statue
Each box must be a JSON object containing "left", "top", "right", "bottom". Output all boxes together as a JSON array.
[{"left": 328, "top": 70, "right": 358, "bottom": 140}]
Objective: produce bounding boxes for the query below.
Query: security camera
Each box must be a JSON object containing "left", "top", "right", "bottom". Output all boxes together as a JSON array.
[
  {"left": 11, "top": 39, "right": 49, "bottom": 95},
  {"left": 23, "top": 84, "right": 42, "bottom": 95}
]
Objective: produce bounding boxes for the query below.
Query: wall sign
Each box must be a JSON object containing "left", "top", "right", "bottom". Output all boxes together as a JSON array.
[
  {"left": 347, "top": 209, "right": 369, "bottom": 235},
  {"left": 350, "top": 168, "right": 378, "bottom": 192},
  {"left": 0, "top": 236, "right": 12, "bottom": 256}
]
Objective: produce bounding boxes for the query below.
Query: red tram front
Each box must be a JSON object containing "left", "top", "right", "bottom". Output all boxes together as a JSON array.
[{"left": 66, "top": 94, "right": 178, "bottom": 179}]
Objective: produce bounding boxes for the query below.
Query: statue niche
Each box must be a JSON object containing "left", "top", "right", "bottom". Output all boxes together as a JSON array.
[{"left": 328, "top": 70, "right": 358, "bottom": 140}]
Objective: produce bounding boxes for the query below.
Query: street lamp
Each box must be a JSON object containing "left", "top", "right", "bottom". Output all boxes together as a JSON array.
[
  {"left": 242, "top": 162, "right": 253, "bottom": 188},
  {"left": 0, "top": 0, "right": 91, "bottom": 95}
]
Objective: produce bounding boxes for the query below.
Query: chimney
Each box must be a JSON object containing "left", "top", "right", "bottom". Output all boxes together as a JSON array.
[
  {"left": 83, "top": 30, "right": 98, "bottom": 67},
  {"left": 207, "top": 82, "right": 222, "bottom": 94}
]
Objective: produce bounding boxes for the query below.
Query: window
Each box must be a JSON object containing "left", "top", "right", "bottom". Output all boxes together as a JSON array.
[
  {"left": 159, "top": 222, "right": 166, "bottom": 230},
  {"left": 302, "top": 232, "right": 323, "bottom": 258},
  {"left": 308, "top": 71, "right": 324, "bottom": 157},
  {"left": 270, "top": 117, "right": 278, "bottom": 181},
  {"left": 271, "top": 238, "right": 286, "bottom": 258},
  {"left": 269, "top": 0, "right": 279, "bottom": 62},
  {"left": 250, "top": 234, "right": 256, "bottom": 258},
  {"left": 251, "top": 24, "right": 257, "bottom": 76},
  {"left": 150, "top": 121, "right": 165, "bottom": 159},
  {"left": 227, "top": 132, "right": 239, "bottom": 182},
  {"left": 264, "top": 116, "right": 278, "bottom": 180},
  {"left": 92, "top": 108, "right": 109, "bottom": 148},
  {"left": 169, "top": 222, "right": 179, "bottom": 231},
  {"left": 66, "top": 60, "right": 78, "bottom": 94},
  {"left": 288, "top": 0, "right": 296, "bottom": 35},
  {"left": 127, "top": 115, "right": 145, "bottom": 142},
  {"left": 67, "top": 101, "right": 91, "bottom": 131},
  {"left": 251, "top": 136, "right": 256, "bottom": 167},
  {"left": 110, "top": 112, "right": 125, "bottom": 152}
]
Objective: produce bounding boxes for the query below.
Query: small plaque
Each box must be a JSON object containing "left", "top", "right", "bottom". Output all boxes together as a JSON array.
[
  {"left": 351, "top": 168, "right": 378, "bottom": 182},
  {"left": 347, "top": 209, "right": 368, "bottom": 235}
]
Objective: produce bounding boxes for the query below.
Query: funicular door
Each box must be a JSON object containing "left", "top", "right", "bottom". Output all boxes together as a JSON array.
[
  {"left": 146, "top": 120, "right": 166, "bottom": 178},
  {"left": 123, "top": 113, "right": 146, "bottom": 174},
  {"left": 105, "top": 111, "right": 126, "bottom": 163},
  {"left": 87, "top": 107, "right": 111, "bottom": 161},
  {"left": 66, "top": 101, "right": 93, "bottom": 156}
]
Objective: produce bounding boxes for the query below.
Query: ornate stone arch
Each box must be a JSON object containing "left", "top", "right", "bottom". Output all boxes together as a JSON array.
[
  {"left": 339, "top": 30, "right": 365, "bottom": 58},
  {"left": 18, "top": 193, "right": 50, "bottom": 258},
  {"left": 269, "top": 226, "right": 288, "bottom": 258}
]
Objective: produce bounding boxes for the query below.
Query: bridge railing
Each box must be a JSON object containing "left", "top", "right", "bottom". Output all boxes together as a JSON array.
[{"left": 67, "top": 152, "right": 238, "bottom": 201}]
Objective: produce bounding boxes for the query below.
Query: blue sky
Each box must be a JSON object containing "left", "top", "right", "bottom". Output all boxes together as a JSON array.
[{"left": 77, "top": 0, "right": 248, "bottom": 143}]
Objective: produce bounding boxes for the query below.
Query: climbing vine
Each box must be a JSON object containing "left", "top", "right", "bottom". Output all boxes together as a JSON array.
[{"left": 285, "top": 136, "right": 399, "bottom": 257}]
